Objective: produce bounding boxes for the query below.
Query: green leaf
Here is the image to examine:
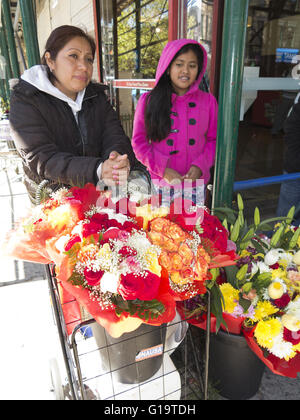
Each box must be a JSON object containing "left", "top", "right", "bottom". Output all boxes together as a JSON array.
[
  {"left": 254, "top": 207, "right": 260, "bottom": 227},
  {"left": 241, "top": 282, "right": 252, "bottom": 294},
  {"left": 67, "top": 270, "right": 84, "bottom": 286},
  {"left": 286, "top": 206, "right": 295, "bottom": 224},
  {"left": 236, "top": 264, "right": 249, "bottom": 282},
  {"left": 239, "top": 227, "right": 255, "bottom": 250},
  {"left": 224, "top": 265, "right": 239, "bottom": 288},
  {"left": 238, "top": 210, "right": 244, "bottom": 229},
  {"left": 239, "top": 295, "right": 252, "bottom": 312},
  {"left": 210, "top": 284, "right": 227, "bottom": 332},
  {"left": 237, "top": 193, "right": 244, "bottom": 211},
  {"left": 230, "top": 217, "right": 240, "bottom": 242},
  {"left": 270, "top": 224, "right": 285, "bottom": 247},
  {"left": 254, "top": 272, "right": 272, "bottom": 289},
  {"left": 222, "top": 218, "right": 228, "bottom": 231},
  {"left": 289, "top": 228, "right": 300, "bottom": 249}
]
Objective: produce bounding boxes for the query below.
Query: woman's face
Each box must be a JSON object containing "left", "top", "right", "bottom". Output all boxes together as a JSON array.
[
  {"left": 45, "top": 36, "right": 94, "bottom": 100},
  {"left": 169, "top": 49, "right": 199, "bottom": 96}
]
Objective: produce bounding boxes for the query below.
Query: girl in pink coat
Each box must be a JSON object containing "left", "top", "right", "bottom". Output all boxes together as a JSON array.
[{"left": 131, "top": 39, "right": 218, "bottom": 203}]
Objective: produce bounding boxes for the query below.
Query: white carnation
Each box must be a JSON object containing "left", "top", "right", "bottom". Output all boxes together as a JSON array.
[{"left": 269, "top": 331, "right": 294, "bottom": 360}]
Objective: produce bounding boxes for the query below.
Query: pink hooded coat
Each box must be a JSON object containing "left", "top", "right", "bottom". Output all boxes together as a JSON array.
[{"left": 131, "top": 39, "right": 218, "bottom": 186}]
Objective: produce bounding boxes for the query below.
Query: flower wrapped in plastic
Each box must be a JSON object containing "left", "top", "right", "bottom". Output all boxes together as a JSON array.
[
  {"left": 2, "top": 184, "right": 238, "bottom": 338},
  {"left": 2, "top": 184, "right": 102, "bottom": 264},
  {"left": 183, "top": 195, "right": 300, "bottom": 378},
  {"left": 138, "top": 197, "right": 238, "bottom": 302}
]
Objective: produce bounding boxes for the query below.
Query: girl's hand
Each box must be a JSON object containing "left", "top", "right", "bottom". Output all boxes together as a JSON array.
[
  {"left": 183, "top": 165, "right": 202, "bottom": 182},
  {"left": 163, "top": 167, "right": 183, "bottom": 185}
]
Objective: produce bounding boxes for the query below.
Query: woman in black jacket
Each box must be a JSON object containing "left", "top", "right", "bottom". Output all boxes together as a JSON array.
[{"left": 9, "top": 25, "right": 138, "bottom": 202}]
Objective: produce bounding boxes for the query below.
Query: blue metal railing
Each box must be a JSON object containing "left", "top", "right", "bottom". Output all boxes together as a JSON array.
[{"left": 233, "top": 172, "right": 300, "bottom": 192}]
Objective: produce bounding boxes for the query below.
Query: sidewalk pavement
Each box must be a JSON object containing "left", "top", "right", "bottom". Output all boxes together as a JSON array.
[{"left": 0, "top": 163, "right": 299, "bottom": 400}]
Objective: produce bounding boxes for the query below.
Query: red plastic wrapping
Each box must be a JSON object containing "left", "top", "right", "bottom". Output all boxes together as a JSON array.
[{"left": 243, "top": 327, "right": 300, "bottom": 378}]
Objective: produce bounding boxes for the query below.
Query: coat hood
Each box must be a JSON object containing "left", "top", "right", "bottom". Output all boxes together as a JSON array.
[
  {"left": 21, "top": 64, "right": 85, "bottom": 115},
  {"left": 155, "top": 39, "right": 207, "bottom": 91}
]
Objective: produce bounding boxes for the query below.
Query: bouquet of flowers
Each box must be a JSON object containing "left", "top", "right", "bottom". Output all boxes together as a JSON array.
[
  {"left": 2, "top": 184, "right": 238, "bottom": 338},
  {"left": 184, "top": 194, "right": 300, "bottom": 377}
]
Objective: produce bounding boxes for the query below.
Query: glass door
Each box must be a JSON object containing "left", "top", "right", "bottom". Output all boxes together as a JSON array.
[{"left": 236, "top": 0, "right": 300, "bottom": 218}]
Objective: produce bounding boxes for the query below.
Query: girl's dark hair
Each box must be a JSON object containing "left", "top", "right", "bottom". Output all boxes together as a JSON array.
[
  {"left": 145, "top": 43, "right": 203, "bottom": 142},
  {"left": 41, "top": 25, "right": 96, "bottom": 83}
]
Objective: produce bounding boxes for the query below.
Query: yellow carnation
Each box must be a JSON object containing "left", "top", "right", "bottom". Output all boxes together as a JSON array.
[
  {"left": 143, "top": 249, "right": 161, "bottom": 277},
  {"left": 254, "top": 318, "right": 281, "bottom": 349},
  {"left": 271, "top": 268, "right": 286, "bottom": 280},
  {"left": 219, "top": 283, "right": 240, "bottom": 314},
  {"left": 253, "top": 301, "right": 278, "bottom": 322},
  {"left": 136, "top": 205, "right": 169, "bottom": 230}
]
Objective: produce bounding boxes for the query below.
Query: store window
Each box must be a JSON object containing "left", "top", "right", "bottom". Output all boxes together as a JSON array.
[
  {"left": 99, "top": 0, "right": 168, "bottom": 132},
  {"left": 186, "top": 0, "right": 214, "bottom": 81},
  {"left": 236, "top": 0, "right": 300, "bottom": 218}
]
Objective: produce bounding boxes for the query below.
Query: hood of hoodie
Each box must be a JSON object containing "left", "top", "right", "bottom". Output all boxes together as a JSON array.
[
  {"left": 155, "top": 39, "right": 207, "bottom": 95},
  {"left": 21, "top": 65, "right": 85, "bottom": 116}
]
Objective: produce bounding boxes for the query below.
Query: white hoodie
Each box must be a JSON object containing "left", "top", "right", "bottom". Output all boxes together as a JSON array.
[{"left": 21, "top": 65, "right": 85, "bottom": 122}]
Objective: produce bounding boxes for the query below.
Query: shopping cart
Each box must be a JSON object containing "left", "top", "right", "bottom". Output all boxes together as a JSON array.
[{"left": 45, "top": 263, "right": 209, "bottom": 401}]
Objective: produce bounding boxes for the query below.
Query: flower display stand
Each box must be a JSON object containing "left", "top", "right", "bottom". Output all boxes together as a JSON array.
[
  {"left": 67, "top": 310, "right": 187, "bottom": 400},
  {"left": 208, "top": 329, "right": 265, "bottom": 400}
]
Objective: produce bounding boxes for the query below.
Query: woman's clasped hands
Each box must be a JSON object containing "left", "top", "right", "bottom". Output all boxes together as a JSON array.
[{"left": 101, "top": 151, "right": 130, "bottom": 186}]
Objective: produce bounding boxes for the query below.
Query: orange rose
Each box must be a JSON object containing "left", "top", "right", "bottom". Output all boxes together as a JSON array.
[
  {"left": 159, "top": 251, "right": 173, "bottom": 271},
  {"left": 170, "top": 253, "right": 183, "bottom": 271},
  {"left": 180, "top": 267, "right": 194, "bottom": 281},
  {"left": 150, "top": 217, "right": 170, "bottom": 233},
  {"left": 170, "top": 270, "right": 190, "bottom": 285},
  {"left": 166, "top": 222, "right": 188, "bottom": 244},
  {"left": 195, "top": 246, "right": 210, "bottom": 282},
  {"left": 178, "top": 243, "right": 194, "bottom": 266},
  {"left": 162, "top": 237, "right": 179, "bottom": 252},
  {"left": 148, "top": 231, "right": 165, "bottom": 247}
]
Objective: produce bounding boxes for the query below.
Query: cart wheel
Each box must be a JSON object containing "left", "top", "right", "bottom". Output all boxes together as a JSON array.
[{"left": 49, "top": 358, "right": 64, "bottom": 400}]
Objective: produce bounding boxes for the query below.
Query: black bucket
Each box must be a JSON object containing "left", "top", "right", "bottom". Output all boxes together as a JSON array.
[
  {"left": 209, "top": 330, "right": 265, "bottom": 400},
  {"left": 91, "top": 322, "right": 166, "bottom": 384}
]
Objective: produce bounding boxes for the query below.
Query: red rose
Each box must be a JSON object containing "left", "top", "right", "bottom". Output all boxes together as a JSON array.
[
  {"left": 82, "top": 221, "right": 102, "bottom": 238},
  {"left": 117, "top": 271, "right": 160, "bottom": 301},
  {"left": 102, "top": 227, "right": 121, "bottom": 242},
  {"left": 140, "top": 271, "right": 160, "bottom": 300},
  {"left": 117, "top": 272, "right": 144, "bottom": 300},
  {"left": 201, "top": 211, "right": 228, "bottom": 252},
  {"left": 169, "top": 198, "right": 204, "bottom": 231},
  {"left": 272, "top": 293, "right": 291, "bottom": 308},
  {"left": 269, "top": 262, "right": 280, "bottom": 270},
  {"left": 64, "top": 234, "right": 81, "bottom": 251},
  {"left": 84, "top": 267, "right": 104, "bottom": 286},
  {"left": 283, "top": 328, "right": 300, "bottom": 345}
]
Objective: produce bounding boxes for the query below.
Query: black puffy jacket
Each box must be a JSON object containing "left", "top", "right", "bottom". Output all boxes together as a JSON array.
[{"left": 9, "top": 79, "right": 138, "bottom": 200}]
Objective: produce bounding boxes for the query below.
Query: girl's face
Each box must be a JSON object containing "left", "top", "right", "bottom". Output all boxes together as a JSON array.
[
  {"left": 45, "top": 36, "right": 94, "bottom": 100},
  {"left": 169, "top": 49, "right": 199, "bottom": 96}
]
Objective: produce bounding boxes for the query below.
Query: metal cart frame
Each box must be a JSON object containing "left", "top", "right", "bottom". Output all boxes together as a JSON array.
[{"left": 45, "top": 263, "right": 211, "bottom": 401}]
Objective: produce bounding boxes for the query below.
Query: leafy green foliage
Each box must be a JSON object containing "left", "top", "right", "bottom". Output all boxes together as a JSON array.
[
  {"left": 111, "top": 295, "right": 165, "bottom": 322},
  {"left": 213, "top": 193, "right": 294, "bottom": 254}
]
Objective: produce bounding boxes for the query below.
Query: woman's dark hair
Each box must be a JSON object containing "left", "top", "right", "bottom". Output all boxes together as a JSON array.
[
  {"left": 41, "top": 25, "right": 96, "bottom": 83},
  {"left": 145, "top": 43, "right": 203, "bottom": 142}
]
